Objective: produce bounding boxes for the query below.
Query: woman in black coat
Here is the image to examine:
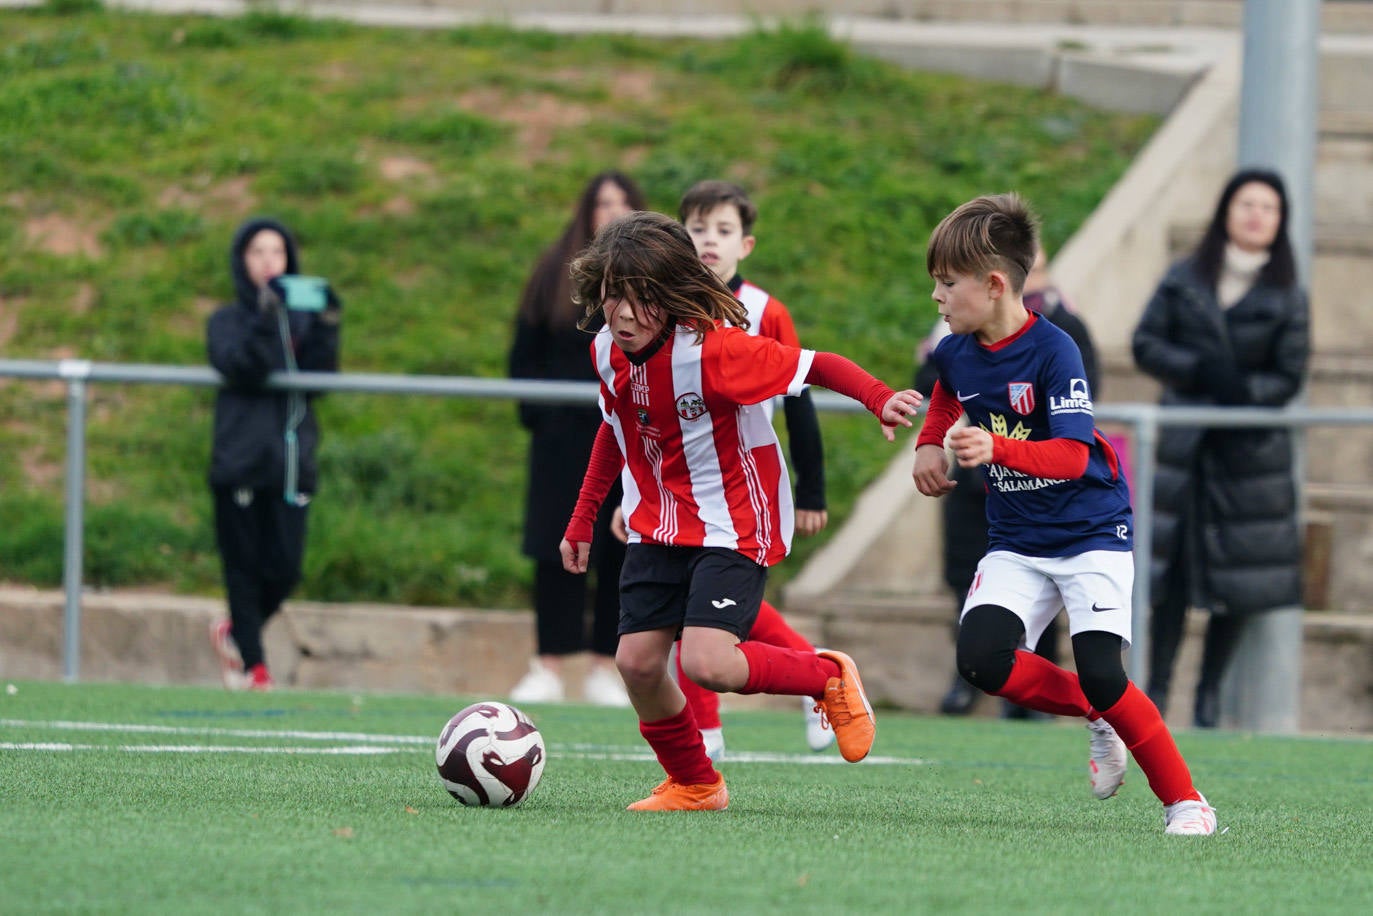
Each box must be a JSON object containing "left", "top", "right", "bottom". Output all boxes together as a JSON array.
[
  {"left": 1131, "top": 169, "right": 1309, "bottom": 727},
  {"left": 506, "top": 172, "right": 646, "bottom": 706}
]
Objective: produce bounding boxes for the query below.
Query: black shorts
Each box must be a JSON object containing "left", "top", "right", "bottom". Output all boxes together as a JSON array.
[{"left": 618, "top": 544, "right": 767, "bottom": 640}]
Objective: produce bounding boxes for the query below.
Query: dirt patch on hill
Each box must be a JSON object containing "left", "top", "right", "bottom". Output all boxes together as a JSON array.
[{"left": 25, "top": 213, "right": 103, "bottom": 259}]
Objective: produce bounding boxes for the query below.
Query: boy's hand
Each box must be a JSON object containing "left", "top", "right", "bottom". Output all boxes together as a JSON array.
[
  {"left": 610, "top": 507, "right": 628, "bottom": 544},
  {"left": 795, "top": 508, "right": 828, "bottom": 536},
  {"left": 879, "top": 389, "right": 923, "bottom": 442},
  {"left": 948, "top": 426, "right": 994, "bottom": 468},
  {"left": 912, "top": 443, "right": 956, "bottom": 497},
  {"left": 559, "top": 538, "right": 590, "bottom": 574}
]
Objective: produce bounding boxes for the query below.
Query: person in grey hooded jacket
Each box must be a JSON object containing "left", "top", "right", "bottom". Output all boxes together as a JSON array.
[{"left": 206, "top": 217, "right": 340, "bottom": 690}]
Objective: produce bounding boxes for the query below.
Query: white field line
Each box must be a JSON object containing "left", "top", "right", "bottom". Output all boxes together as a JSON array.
[{"left": 0, "top": 719, "right": 930, "bottom": 765}]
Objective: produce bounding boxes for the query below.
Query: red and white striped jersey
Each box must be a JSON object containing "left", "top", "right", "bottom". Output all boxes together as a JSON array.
[{"left": 592, "top": 323, "right": 815, "bottom": 566}]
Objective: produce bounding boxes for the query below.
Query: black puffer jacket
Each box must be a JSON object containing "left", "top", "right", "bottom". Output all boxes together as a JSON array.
[
  {"left": 207, "top": 217, "right": 340, "bottom": 494},
  {"left": 1131, "top": 257, "right": 1309, "bottom": 616}
]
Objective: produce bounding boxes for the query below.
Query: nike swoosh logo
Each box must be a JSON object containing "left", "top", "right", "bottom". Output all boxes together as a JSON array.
[
  {"left": 956, "top": 391, "right": 979, "bottom": 402},
  {"left": 711, "top": 598, "right": 737, "bottom": 609},
  {"left": 1091, "top": 602, "right": 1119, "bottom": 613}
]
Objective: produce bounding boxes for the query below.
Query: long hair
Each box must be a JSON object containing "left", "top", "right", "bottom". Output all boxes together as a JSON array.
[
  {"left": 570, "top": 211, "right": 747, "bottom": 341},
  {"left": 1192, "top": 168, "right": 1298, "bottom": 291},
  {"left": 926, "top": 193, "right": 1038, "bottom": 294},
  {"left": 517, "top": 171, "right": 647, "bottom": 329}
]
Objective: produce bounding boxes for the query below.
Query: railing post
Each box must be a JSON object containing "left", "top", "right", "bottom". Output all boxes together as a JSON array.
[
  {"left": 59, "top": 359, "right": 92, "bottom": 683},
  {"left": 1128, "top": 406, "right": 1159, "bottom": 686}
]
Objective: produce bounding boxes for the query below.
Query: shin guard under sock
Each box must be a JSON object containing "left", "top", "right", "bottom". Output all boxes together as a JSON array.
[
  {"left": 736, "top": 641, "right": 839, "bottom": 699},
  {"left": 639, "top": 706, "right": 717, "bottom": 786},
  {"left": 994, "top": 650, "right": 1093, "bottom": 718},
  {"left": 674, "top": 643, "right": 722, "bottom": 730},
  {"left": 1101, "top": 682, "right": 1201, "bottom": 806},
  {"left": 747, "top": 601, "right": 815, "bottom": 652}
]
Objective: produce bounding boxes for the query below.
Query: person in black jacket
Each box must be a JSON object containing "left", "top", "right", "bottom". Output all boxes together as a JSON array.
[
  {"left": 1132, "top": 169, "right": 1308, "bottom": 728},
  {"left": 915, "top": 244, "right": 1099, "bottom": 718},
  {"left": 207, "top": 217, "right": 340, "bottom": 691},
  {"left": 506, "top": 172, "right": 645, "bottom": 706}
]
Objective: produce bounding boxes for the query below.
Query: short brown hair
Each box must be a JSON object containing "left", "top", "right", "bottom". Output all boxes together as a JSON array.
[
  {"left": 678, "top": 180, "right": 759, "bottom": 236},
  {"left": 926, "top": 193, "right": 1038, "bottom": 294},
  {"left": 570, "top": 211, "right": 748, "bottom": 340}
]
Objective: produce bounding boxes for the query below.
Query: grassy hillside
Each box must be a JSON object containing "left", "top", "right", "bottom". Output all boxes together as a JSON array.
[{"left": 0, "top": 4, "right": 1158, "bottom": 607}]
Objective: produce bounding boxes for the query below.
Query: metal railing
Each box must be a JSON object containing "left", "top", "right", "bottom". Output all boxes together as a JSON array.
[{"left": 4, "top": 357, "right": 1372, "bottom": 688}]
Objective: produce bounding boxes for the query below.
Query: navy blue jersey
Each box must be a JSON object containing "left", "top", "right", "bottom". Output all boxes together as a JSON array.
[{"left": 929, "top": 313, "right": 1132, "bottom": 557}]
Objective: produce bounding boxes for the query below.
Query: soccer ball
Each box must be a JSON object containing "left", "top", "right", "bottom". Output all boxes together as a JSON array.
[{"left": 435, "top": 701, "right": 546, "bottom": 807}]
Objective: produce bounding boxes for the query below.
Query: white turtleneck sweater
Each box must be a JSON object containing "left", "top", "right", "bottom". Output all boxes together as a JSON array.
[{"left": 1217, "top": 242, "right": 1270, "bottom": 309}]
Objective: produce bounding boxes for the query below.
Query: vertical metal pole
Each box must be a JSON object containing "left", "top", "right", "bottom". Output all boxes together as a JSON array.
[
  {"left": 59, "top": 360, "right": 92, "bottom": 683},
  {"left": 1129, "top": 408, "right": 1159, "bottom": 686},
  {"left": 1229, "top": 0, "right": 1320, "bottom": 733}
]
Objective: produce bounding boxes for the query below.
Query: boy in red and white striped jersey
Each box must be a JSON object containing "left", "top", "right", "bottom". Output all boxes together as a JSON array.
[{"left": 560, "top": 211, "right": 922, "bottom": 810}]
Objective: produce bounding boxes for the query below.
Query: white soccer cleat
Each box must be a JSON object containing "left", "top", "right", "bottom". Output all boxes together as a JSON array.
[
  {"left": 509, "top": 659, "right": 565, "bottom": 704},
  {"left": 1087, "top": 718, "right": 1128, "bottom": 799},
  {"left": 1164, "top": 793, "right": 1218, "bottom": 835},
  {"left": 804, "top": 695, "right": 836, "bottom": 752},
  {"left": 700, "top": 727, "right": 725, "bottom": 761},
  {"left": 582, "top": 665, "right": 631, "bottom": 707}
]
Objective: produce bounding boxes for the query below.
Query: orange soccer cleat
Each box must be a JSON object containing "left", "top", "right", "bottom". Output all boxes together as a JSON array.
[
  {"left": 626, "top": 774, "right": 729, "bottom": 811},
  {"left": 815, "top": 649, "right": 876, "bottom": 762}
]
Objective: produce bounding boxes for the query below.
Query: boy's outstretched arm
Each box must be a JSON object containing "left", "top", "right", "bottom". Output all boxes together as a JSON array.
[
  {"left": 560, "top": 422, "right": 622, "bottom": 574},
  {"left": 804, "top": 351, "right": 922, "bottom": 441}
]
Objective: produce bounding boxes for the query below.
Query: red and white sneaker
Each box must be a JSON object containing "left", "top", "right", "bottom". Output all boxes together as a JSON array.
[
  {"left": 209, "top": 620, "right": 242, "bottom": 690},
  {"left": 1164, "top": 793, "right": 1218, "bottom": 835},
  {"left": 244, "top": 663, "right": 274, "bottom": 692},
  {"left": 1087, "top": 718, "right": 1127, "bottom": 799}
]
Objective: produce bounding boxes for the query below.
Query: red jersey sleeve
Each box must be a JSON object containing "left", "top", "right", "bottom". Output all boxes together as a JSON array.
[
  {"left": 916, "top": 381, "right": 962, "bottom": 448},
  {"left": 709, "top": 326, "right": 811, "bottom": 405},
  {"left": 564, "top": 422, "right": 623, "bottom": 544},
  {"left": 991, "top": 437, "right": 1089, "bottom": 479}
]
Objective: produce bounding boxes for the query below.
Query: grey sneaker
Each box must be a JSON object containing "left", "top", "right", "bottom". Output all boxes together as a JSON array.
[
  {"left": 1164, "top": 793, "right": 1218, "bottom": 835},
  {"left": 1086, "top": 718, "right": 1127, "bottom": 799}
]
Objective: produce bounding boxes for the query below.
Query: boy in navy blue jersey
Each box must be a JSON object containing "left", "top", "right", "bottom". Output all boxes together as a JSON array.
[{"left": 911, "top": 194, "right": 1217, "bottom": 835}]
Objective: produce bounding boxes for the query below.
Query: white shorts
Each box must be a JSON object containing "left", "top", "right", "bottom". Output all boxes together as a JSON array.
[{"left": 959, "top": 549, "right": 1134, "bottom": 650}]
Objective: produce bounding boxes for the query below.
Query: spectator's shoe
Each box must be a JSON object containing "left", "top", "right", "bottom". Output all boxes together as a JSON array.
[
  {"left": 700, "top": 727, "right": 725, "bottom": 761},
  {"left": 803, "top": 696, "right": 836, "bottom": 752},
  {"left": 582, "top": 665, "right": 631, "bottom": 707},
  {"left": 626, "top": 774, "right": 728, "bottom": 811},
  {"left": 938, "top": 673, "right": 981, "bottom": 716},
  {"left": 1087, "top": 718, "right": 1128, "bottom": 799},
  {"left": 815, "top": 649, "right": 875, "bottom": 762},
  {"left": 509, "top": 660, "right": 565, "bottom": 704},
  {"left": 1164, "top": 794, "right": 1218, "bottom": 835},
  {"left": 1193, "top": 684, "right": 1220, "bottom": 729},
  {"left": 209, "top": 620, "right": 242, "bottom": 691},
  {"left": 244, "top": 663, "right": 274, "bottom": 692}
]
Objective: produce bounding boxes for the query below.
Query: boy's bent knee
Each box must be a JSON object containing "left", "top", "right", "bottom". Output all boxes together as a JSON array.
[
  {"left": 1072, "top": 630, "right": 1128, "bottom": 711},
  {"left": 956, "top": 604, "right": 1025, "bottom": 693}
]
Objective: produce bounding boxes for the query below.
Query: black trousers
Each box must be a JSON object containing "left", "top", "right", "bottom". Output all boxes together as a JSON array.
[{"left": 212, "top": 486, "right": 308, "bottom": 670}]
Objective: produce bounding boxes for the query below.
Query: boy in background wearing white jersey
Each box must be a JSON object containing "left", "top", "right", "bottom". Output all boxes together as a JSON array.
[
  {"left": 560, "top": 211, "right": 923, "bottom": 810},
  {"left": 911, "top": 194, "right": 1216, "bottom": 835}
]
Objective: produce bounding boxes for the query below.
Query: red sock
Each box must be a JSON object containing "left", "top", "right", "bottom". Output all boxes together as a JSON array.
[
  {"left": 674, "top": 641, "right": 721, "bottom": 730},
  {"left": 994, "top": 650, "right": 1093, "bottom": 718},
  {"left": 735, "top": 641, "right": 839, "bottom": 699},
  {"left": 1100, "top": 682, "right": 1202, "bottom": 806},
  {"left": 639, "top": 705, "right": 717, "bottom": 786},
  {"left": 748, "top": 601, "right": 815, "bottom": 652}
]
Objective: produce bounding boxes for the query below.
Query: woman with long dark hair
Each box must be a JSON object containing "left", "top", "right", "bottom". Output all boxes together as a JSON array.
[
  {"left": 1132, "top": 168, "right": 1309, "bottom": 727},
  {"left": 507, "top": 172, "right": 647, "bottom": 706}
]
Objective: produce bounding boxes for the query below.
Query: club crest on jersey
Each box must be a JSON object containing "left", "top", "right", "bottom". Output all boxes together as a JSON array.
[
  {"left": 636, "top": 408, "right": 651, "bottom": 426},
  {"left": 1007, "top": 381, "right": 1035, "bottom": 416},
  {"left": 676, "top": 392, "right": 707, "bottom": 421},
  {"left": 1049, "top": 377, "right": 1094, "bottom": 415}
]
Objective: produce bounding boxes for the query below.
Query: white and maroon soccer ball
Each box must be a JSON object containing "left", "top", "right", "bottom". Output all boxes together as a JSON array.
[{"left": 435, "top": 701, "right": 546, "bottom": 808}]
